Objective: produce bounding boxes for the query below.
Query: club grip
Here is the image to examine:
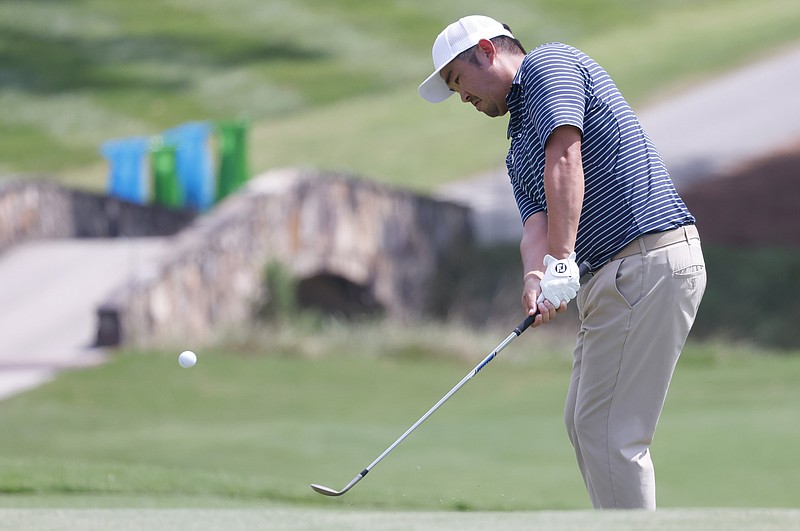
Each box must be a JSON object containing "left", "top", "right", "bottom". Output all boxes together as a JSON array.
[{"left": 514, "top": 261, "right": 591, "bottom": 336}]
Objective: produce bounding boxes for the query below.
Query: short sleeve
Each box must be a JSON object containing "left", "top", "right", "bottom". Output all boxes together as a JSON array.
[
  {"left": 521, "top": 45, "right": 587, "bottom": 149},
  {"left": 509, "top": 169, "right": 544, "bottom": 224}
]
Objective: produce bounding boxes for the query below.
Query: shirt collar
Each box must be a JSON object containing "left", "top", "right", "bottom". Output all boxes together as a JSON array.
[
  {"left": 506, "top": 83, "right": 523, "bottom": 139},
  {"left": 505, "top": 60, "right": 527, "bottom": 139}
]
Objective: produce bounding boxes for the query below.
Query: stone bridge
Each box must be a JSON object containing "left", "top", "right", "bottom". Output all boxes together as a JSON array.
[
  {"left": 97, "top": 168, "right": 473, "bottom": 346},
  {"left": 0, "top": 170, "right": 473, "bottom": 348}
]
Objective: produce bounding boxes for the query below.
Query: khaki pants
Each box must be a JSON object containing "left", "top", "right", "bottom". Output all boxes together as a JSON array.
[{"left": 566, "top": 226, "right": 706, "bottom": 509}]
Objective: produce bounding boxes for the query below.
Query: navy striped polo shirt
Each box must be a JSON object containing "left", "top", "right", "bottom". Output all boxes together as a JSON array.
[{"left": 506, "top": 43, "right": 695, "bottom": 271}]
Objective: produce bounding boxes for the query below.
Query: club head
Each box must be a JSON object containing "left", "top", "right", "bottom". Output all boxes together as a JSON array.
[
  {"left": 310, "top": 483, "right": 345, "bottom": 497},
  {"left": 310, "top": 471, "right": 366, "bottom": 497}
]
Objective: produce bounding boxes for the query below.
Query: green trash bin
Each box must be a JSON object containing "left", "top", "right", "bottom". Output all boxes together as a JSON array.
[
  {"left": 215, "top": 120, "right": 249, "bottom": 202},
  {"left": 150, "top": 138, "right": 183, "bottom": 209}
]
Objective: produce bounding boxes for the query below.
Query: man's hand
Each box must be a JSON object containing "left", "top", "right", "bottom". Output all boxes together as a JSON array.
[
  {"left": 522, "top": 272, "right": 566, "bottom": 328},
  {"left": 536, "top": 252, "right": 581, "bottom": 307}
]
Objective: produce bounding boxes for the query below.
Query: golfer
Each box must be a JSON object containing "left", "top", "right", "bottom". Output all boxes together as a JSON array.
[{"left": 419, "top": 15, "right": 706, "bottom": 509}]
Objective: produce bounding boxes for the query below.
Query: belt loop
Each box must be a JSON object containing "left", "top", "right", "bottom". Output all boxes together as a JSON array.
[
  {"left": 682, "top": 225, "right": 690, "bottom": 243},
  {"left": 638, "top": 234, "right": 647, "bottom": 255}
]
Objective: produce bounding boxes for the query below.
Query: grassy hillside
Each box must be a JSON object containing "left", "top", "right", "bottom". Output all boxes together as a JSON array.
[{"left": 2, "top": 0, "right": 799, "bottom": 191}]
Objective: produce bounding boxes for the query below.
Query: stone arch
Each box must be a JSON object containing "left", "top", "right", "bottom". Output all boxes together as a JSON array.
[
  {"left": 93, "top": 169, "right": 474, "bottom": 346},
  {"left": 295, "top": 273, "right": 384, "bottom": 319}
]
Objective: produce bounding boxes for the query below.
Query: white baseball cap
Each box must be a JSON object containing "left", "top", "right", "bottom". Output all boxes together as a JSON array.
[{"left": 418, "top": 15, "right": 514, "bottom": 103}]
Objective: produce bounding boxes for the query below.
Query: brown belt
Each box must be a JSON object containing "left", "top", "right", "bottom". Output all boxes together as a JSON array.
[{"left": 612, "top": 224, "right": 700, "bottom": 261}]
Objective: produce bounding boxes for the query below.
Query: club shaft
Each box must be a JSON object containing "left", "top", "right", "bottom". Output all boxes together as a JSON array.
[
  {"left": 361, "top": 261, "right": 590, "bottom": 475},
  {"left": 313, "top": 261, "right": 590, "bottom": 496},
  {"left": 362, "top": 328, "right": 524, "bottom": 475}
]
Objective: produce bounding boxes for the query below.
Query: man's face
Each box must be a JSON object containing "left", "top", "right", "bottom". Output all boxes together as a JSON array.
[{"left": 440, "top": 47, "right": 509, "bottom": 118}]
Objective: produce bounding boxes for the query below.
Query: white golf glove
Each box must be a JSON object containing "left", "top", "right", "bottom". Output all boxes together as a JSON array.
[{"left": 536, "top": 252, "right": 581, "bottom": 307}]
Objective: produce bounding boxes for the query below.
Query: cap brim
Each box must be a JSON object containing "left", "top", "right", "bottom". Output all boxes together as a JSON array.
[{"left": 418, "top": 65, "right": 454, "bottom": 103}]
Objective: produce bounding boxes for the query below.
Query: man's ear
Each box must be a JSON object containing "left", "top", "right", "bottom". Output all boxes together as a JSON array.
[{"left": 476, "top": 38, "right": 496, "bottom": 64}]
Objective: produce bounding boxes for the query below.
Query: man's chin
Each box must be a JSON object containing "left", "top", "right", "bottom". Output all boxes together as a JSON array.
[{"left": 481, "top": 107, "right": 507, "bottom": 118}]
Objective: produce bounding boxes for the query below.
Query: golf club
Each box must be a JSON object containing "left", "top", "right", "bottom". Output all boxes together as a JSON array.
[{"left": 311, "top": 262, "right": 590, "bottom": 497}]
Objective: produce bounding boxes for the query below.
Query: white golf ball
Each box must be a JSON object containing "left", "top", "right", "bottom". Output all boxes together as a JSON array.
[{"left": 178, "top": 350, "right": 197, "bottom": 368}]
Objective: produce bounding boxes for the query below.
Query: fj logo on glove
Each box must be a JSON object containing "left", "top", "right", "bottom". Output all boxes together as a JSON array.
[{"left": 537, "top": 253, "right": 582, "bottom": 307}]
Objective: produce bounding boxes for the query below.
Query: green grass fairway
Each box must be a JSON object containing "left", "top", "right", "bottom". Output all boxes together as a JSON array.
[
  {"left": 0, "top": 324, "right": 798, "bottom": 514},
  {"left": 0, "top": 508, "right": 799, "bottom": 531}
]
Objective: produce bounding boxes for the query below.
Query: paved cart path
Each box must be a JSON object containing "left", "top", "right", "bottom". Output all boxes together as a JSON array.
[{"left": 0, "top": 238, "right": 167, "bottom": 399}]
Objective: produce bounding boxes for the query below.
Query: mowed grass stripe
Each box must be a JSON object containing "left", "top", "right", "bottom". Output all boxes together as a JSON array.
[{"left": 0, "top": 508, "right": 799, "bottom": 531}]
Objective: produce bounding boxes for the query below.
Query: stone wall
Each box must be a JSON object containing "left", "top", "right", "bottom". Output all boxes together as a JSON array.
[
  {"left": 96, "top": 168, "right": 474, "bottom": 347},
  {"left": 0, "top": 180, "right": 195, "bottom": 253},
  {"left": 0, "top": 181, "right": 72, "bottom": 250}
]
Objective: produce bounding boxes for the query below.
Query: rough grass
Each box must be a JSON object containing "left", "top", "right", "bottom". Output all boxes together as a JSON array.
[{"left": 2, "top": 0, "right": 799, "bottom": 190}]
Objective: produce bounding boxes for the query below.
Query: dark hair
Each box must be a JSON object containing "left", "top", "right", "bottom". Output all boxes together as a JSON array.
[
  {"left": 497, "top": 23, "right": 527, "bottom": 54},
  {"left": 454, "top": 24, "right": 527, "bottom": 65}
]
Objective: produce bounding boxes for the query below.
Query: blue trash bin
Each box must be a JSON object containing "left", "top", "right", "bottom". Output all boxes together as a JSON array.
[
  {"left": 163, "top": 122, "right": 214, "bottom": 211},
  {"left": 101, "top": 137, "right": 149, "bottom": 204}
]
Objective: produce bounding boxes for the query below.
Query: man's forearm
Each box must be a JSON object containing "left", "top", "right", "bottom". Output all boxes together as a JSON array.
[
  {"left": 544, "top": 126, "right": 584, "bottom": 258},
  {"left": 521, "top": 212, "right": 549, "bottom": 278}
]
